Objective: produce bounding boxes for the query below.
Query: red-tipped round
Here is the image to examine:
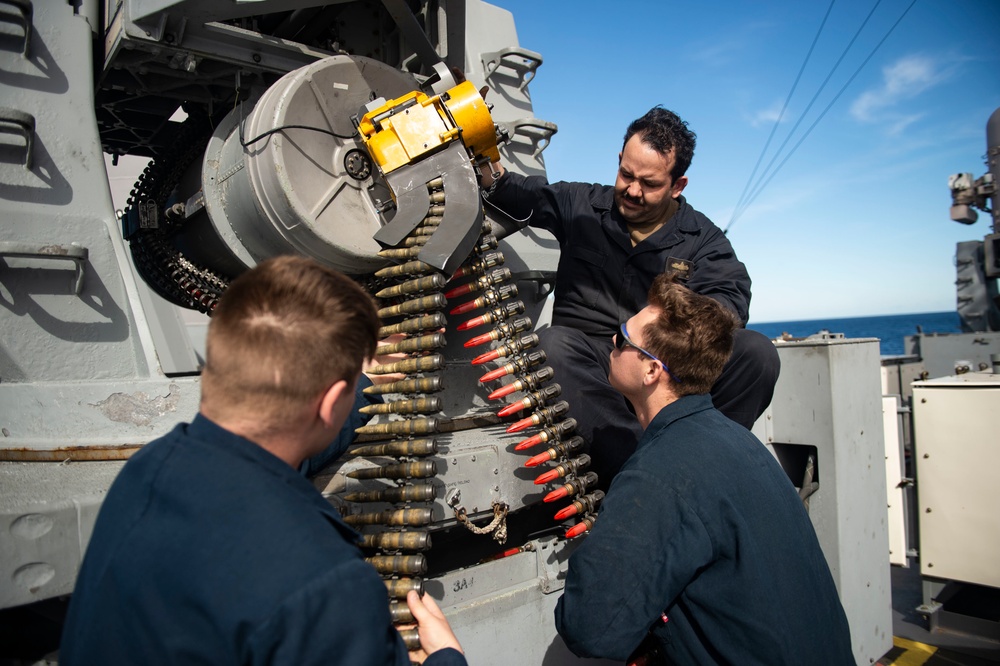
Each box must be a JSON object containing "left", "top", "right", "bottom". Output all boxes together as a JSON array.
[
  {"left": 450, "top": 299, "right": 481, "bottom": 316},
  {"left": 488, "top": 383, "right": 519, "bottom": 400},
  {"left": 506, "top": 415, "right": 534, "bottom": 433},
  {"left": 479, "top": 365, "right": 509, "bottom": 383},
  {"left": 514, "top": 433, "right": 544, "bottom": 451},
  {"left": 553, "top": 504, "right": 579, "bottom": 521},
  {"left": 472, "top": 349, "right": 501, "bottom": 365},
  {"left": 524, "top": 451, "right": 550, "bottom": 468},
  {"left": 496, "top": 401, "right": 527, "bottom": 418},
  {"left": 464, "top": 332, "right": 495, "bottom": 348},
  {"left": 457, "top": 315, "right": 488, "bottom": 331},
  {"left": 444, "top": 283, "right": 475, "bottom": 299},
  {"left": 565, "top": 521, "right": 590, "bottom": 539},
  {"left": 544, "top": 486, "right": 569, "bottom": 503},
  {"left": 534, "top": 469, "right": 559, "bottom": 485}
]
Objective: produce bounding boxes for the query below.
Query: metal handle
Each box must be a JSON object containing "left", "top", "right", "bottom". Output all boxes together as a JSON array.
[
  {"left": 0, "top": 242, "right": 88, "bottom": 294},
  {"left": 0, "top": 0, "right": 32, "bottom": 57},
  {"left": 482, "top": 47, "right": 543, "bottom": 92},
  {"left": 505, "top": 117, "right": 558, "bottom": 158},
  {"left": 0, "top": 107, "right": 35, "bottom": 169}
]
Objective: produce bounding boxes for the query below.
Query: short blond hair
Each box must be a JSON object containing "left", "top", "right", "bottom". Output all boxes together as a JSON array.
[{"left": 201, "top": 256, "right": 378, "bottom": 427}]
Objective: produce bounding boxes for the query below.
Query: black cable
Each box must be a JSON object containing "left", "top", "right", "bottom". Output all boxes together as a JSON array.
[
  {"left": 727, "top": 0, "right": 886, "bottom": 232},
  {"left": 240, "top": 123, "right": 358, "bottom": 147},
  {"left": 729, "top": 0, "right": 837, "bottom": 228},
  {"left": 730, "top": 0, "right": 918, "bottom": 231}
]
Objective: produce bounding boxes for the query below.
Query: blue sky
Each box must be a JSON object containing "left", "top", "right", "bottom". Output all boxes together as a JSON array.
[{"left": 488, "top": 0, "right": 1000, "bottom": 324}]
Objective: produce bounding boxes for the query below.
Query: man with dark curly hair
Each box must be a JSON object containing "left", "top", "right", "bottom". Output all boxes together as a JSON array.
[{"left": 483, "top": 106, "right": 780, "bottom": 486}]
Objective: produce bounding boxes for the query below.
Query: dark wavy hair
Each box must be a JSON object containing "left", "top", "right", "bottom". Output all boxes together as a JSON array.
[{"left": 623, "top": 107, "right": 696, "bottom": 181}]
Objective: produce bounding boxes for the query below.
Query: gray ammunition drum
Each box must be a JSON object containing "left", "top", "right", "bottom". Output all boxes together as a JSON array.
[
  {"left": 344, "top": 483, "right": 437, "bottom": 504},
  {"left": 358, "top": 530, "right": 432, "bottom": 551},
  {"left": 363, "top": 376, "right": 443, "bottom": 396},
  {"left": 354, "top": 417, "right": 440, "bottom": 437},
  {"left": 343, "top": 507, "right": 433, "bottom": 526},
  {"left": 365, "top": 354, "right": 444, "bottom": 376},
  {"left": 347, "top": 461, "right": 437, "bottom": 480},
  {"left": 385, "top": 577, "right": 424, "bottom": 598},
  {"left": 349, "top": 439, "right": 438, "bottom": 458},
  {"left": 378, "top": 313, "right": 447, "bottom": 338},
  {"left": 366, "top": 554, "right": 428, "bottom": 575},
  {"left": 375, "top": 274, "right": 446, "bottom": 299},
  {"left": 359, "top": 397, "right": 442, "bottom": 416},
  {"left": 377, "top": 294, "right": 447, "bottom": 318}
]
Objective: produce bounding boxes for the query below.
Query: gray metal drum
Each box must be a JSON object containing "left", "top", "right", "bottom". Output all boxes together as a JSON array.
[{"left": 201, "top": 55, "right": 418, "bottom": 273}]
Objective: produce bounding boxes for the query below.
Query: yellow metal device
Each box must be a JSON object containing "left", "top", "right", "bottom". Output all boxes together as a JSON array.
[{"left": 358, "top": 80, "right": 500, "bottom": 175}]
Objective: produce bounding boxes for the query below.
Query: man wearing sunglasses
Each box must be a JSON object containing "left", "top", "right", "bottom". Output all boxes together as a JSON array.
[
  {"left": 482, "top": 106, "right": 780, "bottom": 486},
  {"left": 554, "top": 274, "right": 853, "bottom": 665}
]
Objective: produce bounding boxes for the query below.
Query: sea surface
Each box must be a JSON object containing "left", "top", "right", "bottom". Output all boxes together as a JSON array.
[{"left": 747, "top": 311, "right": 963, "bottom": 357}]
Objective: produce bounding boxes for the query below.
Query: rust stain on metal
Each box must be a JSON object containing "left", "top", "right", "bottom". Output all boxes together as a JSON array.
[{"left": 0, "top": 445, "right": 142, "bottom": 462}]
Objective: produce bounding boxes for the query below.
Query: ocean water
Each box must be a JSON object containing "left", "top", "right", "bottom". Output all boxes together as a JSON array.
[{"left": 747, "top": 311, "right": 963, "bottom": 357}]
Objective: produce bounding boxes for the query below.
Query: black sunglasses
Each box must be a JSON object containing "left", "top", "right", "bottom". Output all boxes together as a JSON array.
[{"left": 615, "top": 322, "right": 681, "bottom": 383}]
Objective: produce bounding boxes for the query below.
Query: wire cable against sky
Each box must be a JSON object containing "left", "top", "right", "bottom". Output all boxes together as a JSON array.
[
  {"left": 727, "top": 0, "right": 885, "bottom": 232},
  {"left": 729, "top": 0, "right": 836, "bottom": 226},
  {"left": 725, "top": 0, "right": 919, "bottom": 234}
]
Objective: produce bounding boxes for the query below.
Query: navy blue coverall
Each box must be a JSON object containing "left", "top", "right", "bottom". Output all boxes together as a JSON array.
[
  {"left": 60, "top": 412, "right": 465, "bottom": 666},
  {"left": 555, "top": 394, "right": 854, "bottom": 664},
  {"left": 487, "top": 173, "right": 780, "bottom": 483}
]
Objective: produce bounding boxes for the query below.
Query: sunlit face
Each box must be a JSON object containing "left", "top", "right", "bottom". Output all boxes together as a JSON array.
[
  {"left": 614, "top": 135, "right": 688, "bottom": 227},
  {"left": 609, "top": 306, "right": 661, "bottom": 397}
]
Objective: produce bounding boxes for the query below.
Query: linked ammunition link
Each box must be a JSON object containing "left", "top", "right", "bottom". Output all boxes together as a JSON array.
[
  {"left": 359, "top": 530, "right": 432, "bottom": 551},
  {"left": 343, "top": 507, "right": 433, "bottom": 527},
  {"left": 345, "top": 483, "right": 437, "bottom": 504},
  {"left": 362, "top": 376, "right": 443, "bottom": 396},
  {"left": 347, "top": 461, "right": 438, "bottom": 480},
  {"left": 348, "top": 439, "right": 438, "bottom": 458},
  {"left": 378, "top": 313, "right": 447, "bottom": 338},
  {"left": 366, "top": 554, "right": 428, "bottom": 576},
  {"left": 385, "top": 578, "right": 423, "bottom": 598}
]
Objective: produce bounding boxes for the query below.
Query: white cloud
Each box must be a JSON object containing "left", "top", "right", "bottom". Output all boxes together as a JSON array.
[
  {"left": 749, "top": 101, "right": 788, "bottom": 128},
  {"left": 850, "top": 54, "right": 951, "bottom": 124}
]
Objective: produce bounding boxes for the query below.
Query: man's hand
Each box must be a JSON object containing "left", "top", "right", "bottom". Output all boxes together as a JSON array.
[
  {"left": 404, "top": 589, "right": 463, "bottom": 662},
  {"left": 363, "top": 334, "right": 409, "bottom": 386},
  {"left": 480, "top": 160, "right": 505, "bottom": 189}
]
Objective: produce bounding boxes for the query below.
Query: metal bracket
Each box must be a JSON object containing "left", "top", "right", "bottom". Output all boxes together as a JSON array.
[
  {"left": 0, "top": 0, "right": 32, "bottom": 57},
  {"left": 513, "top": 270, "right": 556, "bottom": 297},
  {"left": 482, "top": 47, "right": 543, "bottom": 92},
  {"left": 0, "top": 107, "right": 35, "bottom": 169},
  {"left": 0, "top": 242, "right": 89, "bottom": 294},
  {"left": 505, "top": 117, "right": 558, "bottom": 158}
]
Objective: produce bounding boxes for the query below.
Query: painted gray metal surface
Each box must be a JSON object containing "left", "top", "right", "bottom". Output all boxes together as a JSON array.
[
  {"left": 755, "top": 337, "right": 893, "bottom": 666},
  {"left": 1, "top": 3, "right": 902, "bottom": 665}
]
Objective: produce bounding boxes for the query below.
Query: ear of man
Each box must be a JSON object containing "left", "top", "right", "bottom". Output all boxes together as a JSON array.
[{"left": 318, "top": 378, "right": 354, "bottom": 432}]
